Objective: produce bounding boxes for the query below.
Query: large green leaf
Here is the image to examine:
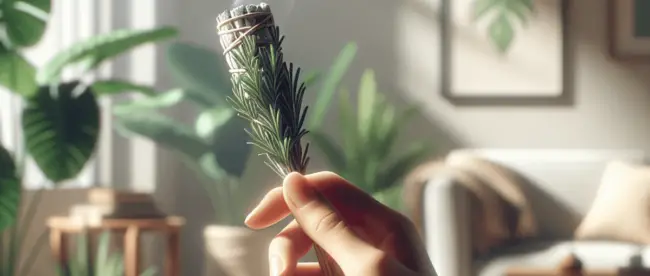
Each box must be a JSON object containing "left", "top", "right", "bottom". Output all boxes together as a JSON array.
[
  {"left": 307, "top": 42, "right": 357, "bottom": 129},
  {"left": 114, "top": 111, "right": 209, "bottom": 160},
  {"left": 22, "top": 81, "right": 100, "bottom": 183},
  {"left": 165, "top": 42, "right": 230, "bottom": 106},
  {"left": 37, "top": 27, "right": 178, "bottom": 84},
  {"left": 1, "top": 0, "right": 51, "bottom": 47},
  {"left": 112, "top": 89, "right": 184, "bottom": 115},
  {"left": 0, "top": 144, "right": 20, "bottom": 232},
  {"left": 0, "top": 49, "right": 37, "bottom": 97},
  {"left": 91, "top": 79, "right": 157, "bottom": 97},
  {"left": 210, "top": 115, "right": 252, "bottom": 178}
]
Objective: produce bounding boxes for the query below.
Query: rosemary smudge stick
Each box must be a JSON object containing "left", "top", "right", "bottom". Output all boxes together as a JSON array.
[{"left": 216, "top": 3, "right": 310, "bottom": 178}]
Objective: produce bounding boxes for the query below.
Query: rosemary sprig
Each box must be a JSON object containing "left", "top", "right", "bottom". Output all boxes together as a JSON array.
[
  {"left": 217, "top": 5, "right": 344, "bottom": 276},
  {"left": 217, "top": 5, "right": 310, "bottom": 178}
]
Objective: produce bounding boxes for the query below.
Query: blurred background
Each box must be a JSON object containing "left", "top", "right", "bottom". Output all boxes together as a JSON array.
[{"left": 2, "top": 0, "right": 650, "bottom": 275}]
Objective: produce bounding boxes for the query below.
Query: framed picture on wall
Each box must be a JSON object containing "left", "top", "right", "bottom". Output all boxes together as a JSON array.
[
  {"left": 439, "top": 0, "right": 570, "bottom": 105},
  {"left": 609, "top": 0, "right": 650, "bottom": 60}
]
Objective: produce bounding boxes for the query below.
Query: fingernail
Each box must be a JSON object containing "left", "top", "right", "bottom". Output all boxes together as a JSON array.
[
  {"left": 283, "top": 173, "right": 317, "bottom": 207},
  {"left": 269, "top": 255, "right": 283, "bottom": 276}
]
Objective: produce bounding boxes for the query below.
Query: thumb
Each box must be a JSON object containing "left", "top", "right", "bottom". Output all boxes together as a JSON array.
[{"left": 282, "top": 172, "right": 378, "bottom": 266}]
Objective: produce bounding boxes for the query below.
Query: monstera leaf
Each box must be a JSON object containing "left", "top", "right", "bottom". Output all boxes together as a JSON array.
[
  {"left": 0, "top": 144, "right": 20, "bottom": 232},
  {"left": 0, "top": 0, "right": 51, "bottom": 47},
  {"left": 22, "top": 81, "right": 100, "bottom": 183}
]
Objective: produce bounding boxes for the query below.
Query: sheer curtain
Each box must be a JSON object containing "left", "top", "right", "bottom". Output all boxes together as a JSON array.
[{"left": 0, "top": 0, "right": 174, "bottom": 191}]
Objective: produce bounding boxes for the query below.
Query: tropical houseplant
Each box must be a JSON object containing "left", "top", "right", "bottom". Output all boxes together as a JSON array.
[
  {"left": 0, "top": 1, "right": 178, "bottom": 274},
  {"left": 309, "top": 69, "right": 432, "bottom": 212}
]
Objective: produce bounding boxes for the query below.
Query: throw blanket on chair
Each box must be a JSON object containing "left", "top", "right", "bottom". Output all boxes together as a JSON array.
[{"left": 402, "top": 155, "right": 538, "bottom": 256}]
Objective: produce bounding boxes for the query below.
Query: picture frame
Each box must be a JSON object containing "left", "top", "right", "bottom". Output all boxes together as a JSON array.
[
  {"left": 439, "top": 0, "right": 571, "bottom": 106},
  {"left": 609, "top": 0, "right": 650, "bottom": 60}
]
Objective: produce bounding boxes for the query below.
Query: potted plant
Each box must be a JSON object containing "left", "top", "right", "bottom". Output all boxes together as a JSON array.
[
  {"left": 0, "top": 1, "right": 178, "bottom": 274},
  {"left": 309, "top": 69, "right": 432, "bottom": 212}
]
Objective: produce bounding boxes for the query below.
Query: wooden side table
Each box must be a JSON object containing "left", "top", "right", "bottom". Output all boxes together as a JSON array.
[{"left": 47, "top": 216, "right": 185, "bottom": 276}]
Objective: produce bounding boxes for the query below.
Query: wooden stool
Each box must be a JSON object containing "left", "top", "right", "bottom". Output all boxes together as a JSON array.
[{"left": 47, "top": 216, "right": 185, "bottom": 276}]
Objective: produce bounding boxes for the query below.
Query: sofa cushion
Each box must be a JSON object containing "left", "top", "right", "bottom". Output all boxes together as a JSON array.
[
  {"left": 475, "top": 240, "right": 650, "bottom": 276},
  {"left": 575, "top": 161, "right": 650, "bottom": 244}
]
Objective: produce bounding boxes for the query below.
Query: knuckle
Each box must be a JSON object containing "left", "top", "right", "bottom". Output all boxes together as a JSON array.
[
  {"left": 268, "top": 235, "right": 289, "bottom": 253},
  {"left": 312, "top": 210, "right": 345, "bottom": 235}
]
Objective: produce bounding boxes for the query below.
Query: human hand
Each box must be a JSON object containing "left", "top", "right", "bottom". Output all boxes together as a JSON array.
[{"left": 245, "top": 171, "right": 437, "bottom": 276}]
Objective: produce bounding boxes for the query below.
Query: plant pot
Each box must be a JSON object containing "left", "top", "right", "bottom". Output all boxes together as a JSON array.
[{"left": 203, "top": 224, "right": 274, "bottom": 276}]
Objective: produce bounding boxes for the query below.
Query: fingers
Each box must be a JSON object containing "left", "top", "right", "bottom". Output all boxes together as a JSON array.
[
  {"left": 282, "top": 172, "right": 380, "bottom": 269},
  {"left": 246, "top": 171, "right": 389, "bottom": 229},
  {"left": 268, "top": 220, "right": 312, "bottom": 276},
  {"left": 245, "top": 187, "right": 290, "bottom": 229}
]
